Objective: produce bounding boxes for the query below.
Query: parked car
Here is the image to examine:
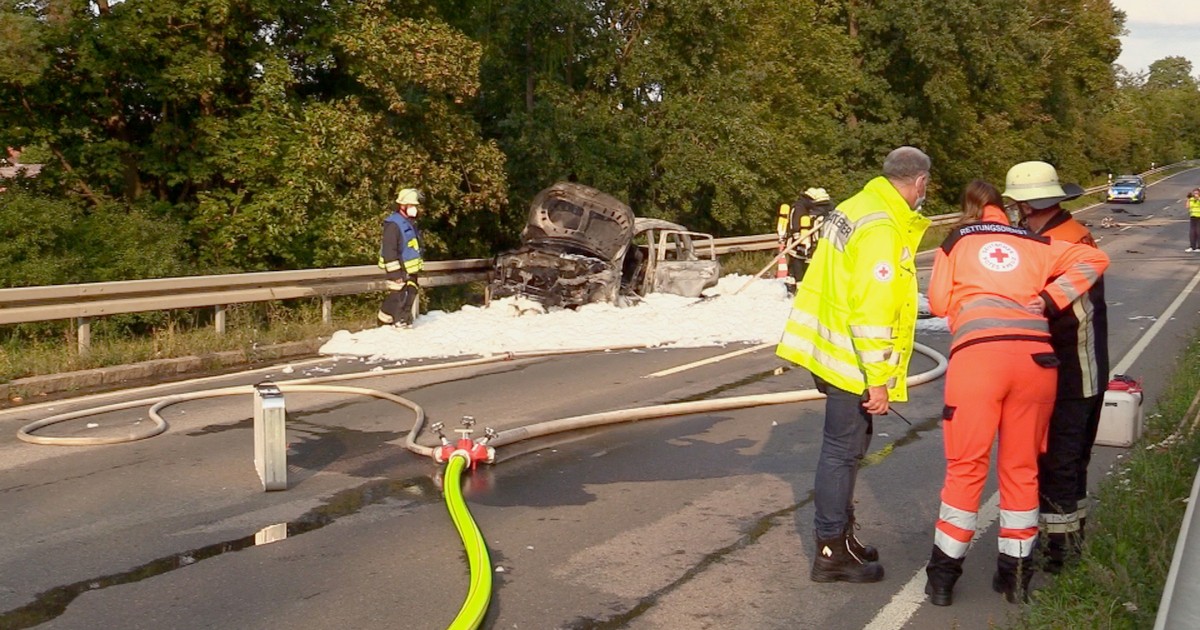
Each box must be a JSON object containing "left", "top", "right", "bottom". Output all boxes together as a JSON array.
[
  {"left": 489, "top": 182, "right": 720, "bottom": 308},
  {"left": 1107, "top": 175, "right": 1146, "bottom": 203}
]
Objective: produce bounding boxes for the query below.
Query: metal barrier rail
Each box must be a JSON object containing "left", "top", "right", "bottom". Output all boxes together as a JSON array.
[
  {"left": 1156, "top": 460, "right": 1200, "bottom": 629},
  {"left": 2, "top": 161, "right": 1190, "bottom": 354}
]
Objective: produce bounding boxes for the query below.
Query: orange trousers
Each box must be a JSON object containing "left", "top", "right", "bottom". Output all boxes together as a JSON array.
[{"left": 934, "top": 340, "right": 1057, "bottom": 560}]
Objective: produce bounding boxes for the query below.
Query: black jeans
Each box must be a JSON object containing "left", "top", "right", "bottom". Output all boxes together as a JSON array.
[
  {"left": 811, "top": 375, "right": 874, "bottom": 540},
  {"left": 1190, "top": 216, "right": 1200, "bottom": 249}
]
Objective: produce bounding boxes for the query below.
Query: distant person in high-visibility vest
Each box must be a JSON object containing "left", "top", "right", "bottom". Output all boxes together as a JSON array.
[
  {"left": 1187, "top": 189, "right": 1200, "bottom": 252},
  {"left": 781, "top": 188, "right": 834, "bottom": 295},
  {"left": 377, "top": 188, "right": 425, "bottom": 328}
]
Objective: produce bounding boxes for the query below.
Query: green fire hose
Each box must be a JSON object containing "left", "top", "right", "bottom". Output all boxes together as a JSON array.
[{"left": 443, "top": 453, "right": 492, "bottom": 629}]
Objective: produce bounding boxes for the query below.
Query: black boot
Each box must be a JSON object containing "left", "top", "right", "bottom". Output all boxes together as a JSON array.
[
  {"left": 924, "top": 546, "right": 964, "bottom": 606},
  {"left": 811, "top": 533, "right": 884, "bottom": 583},
  {"left": 993, "top": 552, "right": 1034, "bottom": 604},
  {"left": 1042, "top": 532, "right": 1069, "bottom": 574},
  {"left": 845, "top": 517, "right": 880, "bottom": 563}
]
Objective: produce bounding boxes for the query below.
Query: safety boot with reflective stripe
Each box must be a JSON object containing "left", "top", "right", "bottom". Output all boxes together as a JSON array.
[
  {"left": 811, "top": 533, "right": 884, "bottom": 583},
  {"left": 845, "top": 517, "right": 879, "bottom": 562}
]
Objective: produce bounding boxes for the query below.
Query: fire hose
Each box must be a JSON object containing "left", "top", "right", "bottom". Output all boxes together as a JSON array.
[{"left": 15, "top": 341, "right": 948, "bottom": 629}]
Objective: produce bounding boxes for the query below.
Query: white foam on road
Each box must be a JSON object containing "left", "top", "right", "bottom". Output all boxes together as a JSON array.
[{"left": 320, "top": 275, "right": 949, "bottom": 362}]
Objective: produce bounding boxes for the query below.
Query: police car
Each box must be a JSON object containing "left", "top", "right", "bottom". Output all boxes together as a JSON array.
[{"left": 1107, "top": 175, "right": 1146, "bottom": 204}]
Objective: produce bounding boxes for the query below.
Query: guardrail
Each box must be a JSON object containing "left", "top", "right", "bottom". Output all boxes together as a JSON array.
[
  {"left": 1156, "top": 460, "right": 1200, "bottom": 629},
  {"left": 2, "top": 161, "right": 1192, "bottom": 355}
]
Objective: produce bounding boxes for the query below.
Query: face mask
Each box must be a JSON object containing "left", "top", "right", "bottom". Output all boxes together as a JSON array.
[
  {"left": 913, "top": 176, "right": 928, "bottom": 210},
  {"left": 404, "top": 206, "right": 418, "bottom": 218}
]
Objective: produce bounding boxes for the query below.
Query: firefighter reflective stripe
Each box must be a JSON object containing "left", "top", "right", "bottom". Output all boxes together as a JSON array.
[
  {"left": 959, "top": 296, "right": 1025, "bottom": 313},
  {"left": 939, "top": 502, "right": 977, "bottom": 530},
  {"left": 822, "top": 211, "right": 891, "bottom": 252},
  {"left": 1043, "top": 266, "right": 1100, "bottom": 306},
  {"left": 778, "top": 329, "right": 864, "bottom": 384},
  {"left": 849, "top": 324, "right": 893, "bottom": 339},
  {"left": 934, "top": 502, "right": 977, "bottom": 559},
  {"left": 1071, "top": 298, "right": 1102, "bottom": 398},
  {"left": 380, "top": 258, "right": 403, "bottom": 272},
  {"left": 998, "top": 536, "right": 1037, "bottom": 558},
  {"left": 934, "top": 529, "right": 971, "bottom": 559},
  {"left": 998, "top": 507, "right": 1040, "bottom": 557},
  {"left": 951, "top": 317, "right": 1049, "bottom": 347},
  {"left": 1001, "top": 506, "right": 1038, "bottom": 530},
  {"left": 404, "top": 236, "right": 422, "bottom": 273},
  {"left": 1040, "top": 510, "right": 1081, "bottom": 534},
  {"left": 858, "top": 348, "right": 892, "bottom": 364}
]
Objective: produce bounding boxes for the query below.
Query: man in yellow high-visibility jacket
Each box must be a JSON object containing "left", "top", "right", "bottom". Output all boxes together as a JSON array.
[{"left": 777, "top": 146, "right": 932, "bottom": 583}]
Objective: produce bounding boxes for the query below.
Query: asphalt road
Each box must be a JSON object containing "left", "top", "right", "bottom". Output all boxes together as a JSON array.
[{"left": 2, "top": 169, "right": 1200, "bottom": 630}]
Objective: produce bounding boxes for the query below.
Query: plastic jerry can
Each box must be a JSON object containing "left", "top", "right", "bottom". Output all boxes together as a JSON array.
[{"left": 1095, "top": 375, "right": 1143, "bottom": 448}]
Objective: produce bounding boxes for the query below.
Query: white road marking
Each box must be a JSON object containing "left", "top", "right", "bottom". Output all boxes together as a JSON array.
[
  {"left": 644, "top": 342, "right": 774, "bottom": 378},
  {"left": 864, "top": 494, "right": 1000, "bottom": 630}
]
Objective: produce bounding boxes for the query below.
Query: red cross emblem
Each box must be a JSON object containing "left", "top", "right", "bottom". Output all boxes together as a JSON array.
[
  {"left": 979, "top": 241, "right": 1019, "bottom": 271},
  {"left": 872, "top": 261, "right": 894, "bottom": 282}
]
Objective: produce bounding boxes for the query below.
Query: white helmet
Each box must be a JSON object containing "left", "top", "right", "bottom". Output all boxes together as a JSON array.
[
  {"left": 804, "top": 187, "right": 831, "bottom": 204},
  {"left": 395, "top": 188, "right": 422, "bottom": 206}
]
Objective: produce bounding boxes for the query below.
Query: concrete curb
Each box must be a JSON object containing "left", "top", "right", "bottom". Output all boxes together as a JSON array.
[{"left": 2, "top": 340, "right": 323, "bottom": 401}]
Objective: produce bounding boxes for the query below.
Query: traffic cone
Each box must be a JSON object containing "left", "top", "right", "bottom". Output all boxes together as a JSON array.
[{"left": 776, "top": 241, "right": 789, "bottom": 279}]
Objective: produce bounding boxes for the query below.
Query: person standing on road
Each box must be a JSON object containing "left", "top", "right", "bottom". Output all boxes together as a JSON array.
[
  {"left": 377, "top": 188, "right": 425, "bottom": 328},
  {"left": 1187, "top": 189, "right": 1200, "bottom": 252},
  {"left": 924, "top": 180, "right": 1109, "bottom": 606},
  {"left": 776, "top": 146, "right": 932, "bottom": 583},
  {"left": 1003, "top": 161, "right": 1110, "bottom": 574}
]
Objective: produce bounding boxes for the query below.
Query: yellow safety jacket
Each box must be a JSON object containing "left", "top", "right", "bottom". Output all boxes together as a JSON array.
[
  {"left": 776, "top": 176, "right": 931, "bottom": 401},
  {"left": 1188, "top": 197, "right": 1200, "bottom": 218}
]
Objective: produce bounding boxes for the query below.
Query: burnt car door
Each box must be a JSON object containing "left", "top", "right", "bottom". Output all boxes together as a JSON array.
[{"left": 626, "top": 219, "right": 721, "bottom": 298}]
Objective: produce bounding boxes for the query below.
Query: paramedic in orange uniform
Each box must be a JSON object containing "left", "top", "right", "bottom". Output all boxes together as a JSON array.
[{"left": 923, "top": 180, "right": 1109, "bottom": 606}]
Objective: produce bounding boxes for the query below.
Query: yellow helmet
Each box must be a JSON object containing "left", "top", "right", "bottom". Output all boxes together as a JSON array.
[
  {"left": 395, "top": 188, "right": 422, "bottom": 206},
  {"left": 803, "top": 187, "right": 830, "bottom": 204}
]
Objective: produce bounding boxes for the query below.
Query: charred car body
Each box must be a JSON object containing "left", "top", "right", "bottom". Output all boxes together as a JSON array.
[{"left": 489, "top": 182, "right": 719, "bottom": 308}]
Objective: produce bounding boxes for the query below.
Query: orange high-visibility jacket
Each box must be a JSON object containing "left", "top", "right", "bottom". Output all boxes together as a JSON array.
[{"left": 929, "top": 206, "right": 1109, "bottom": 354}]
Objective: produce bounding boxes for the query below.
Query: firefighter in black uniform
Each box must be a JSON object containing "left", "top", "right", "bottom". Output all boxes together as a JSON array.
[
  {"left": 779, "top": 187, "right": 833, "bottom": 294},
  {"left": 377, "top": 188, "right": 425, "bottom": 328}
]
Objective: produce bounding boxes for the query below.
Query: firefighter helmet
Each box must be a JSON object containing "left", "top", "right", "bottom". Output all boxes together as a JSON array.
[
  {"left": 1002, "top": 162, "right": 1083, "bottom": 210},
  {"left": 395, "top": 188, "right": 423, "bottom": 206},
  {"left": 804, "top": 187, "right": 831, "bottom": 204}
]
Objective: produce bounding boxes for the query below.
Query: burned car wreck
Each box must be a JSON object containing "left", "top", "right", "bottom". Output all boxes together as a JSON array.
[{"left": 489, "top": 182, "right": 720, "bottom": 308}]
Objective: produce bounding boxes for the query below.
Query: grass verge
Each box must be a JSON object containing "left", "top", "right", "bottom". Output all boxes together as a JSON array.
[{"left": 1014, "top": 333, "right": 1200, "bottom": 628}]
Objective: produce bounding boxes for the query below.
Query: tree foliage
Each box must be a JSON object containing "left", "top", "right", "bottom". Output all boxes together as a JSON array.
[{"left": 1, "top": 0, "right": 1198, "bottom": 286}]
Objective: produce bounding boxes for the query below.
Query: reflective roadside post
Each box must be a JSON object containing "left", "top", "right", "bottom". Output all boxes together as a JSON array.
[{"left": 253, "top": 381, "right": 288, "bottom": 491}]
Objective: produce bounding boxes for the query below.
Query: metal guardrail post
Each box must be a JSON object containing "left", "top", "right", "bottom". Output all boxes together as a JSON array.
[
  {"left": 76, "top": 317, "right": 90, "bottom": 356},
  {"left": 1155, "top": 461, "right": 1200, "bottom": 629},
  {"left": 215, "top": 305, "right": 226, "bottom": 335},
  {"left": 253, "top": 381, "right": 288, "bottom": 491},
  {"left": 321, "top": 297, "right": 332, "bottom": 324}
]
